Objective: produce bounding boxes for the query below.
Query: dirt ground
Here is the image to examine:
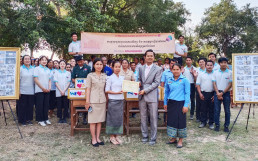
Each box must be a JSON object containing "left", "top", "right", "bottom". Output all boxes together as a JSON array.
[{"left": 0, "top": 101, "right": 257, "bottom": 161}]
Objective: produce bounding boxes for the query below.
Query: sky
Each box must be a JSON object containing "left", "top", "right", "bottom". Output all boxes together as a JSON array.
[{"left": 173, "top": 0, "right": 258, "bottom": 27}]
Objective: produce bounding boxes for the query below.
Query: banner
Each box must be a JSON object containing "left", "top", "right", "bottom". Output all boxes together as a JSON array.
[
  {"left": 81, "top": 32, "right": 175, "bottom": 54},
  {"left": 68, "top": 88, "right": 86, "bottom": 99},
  {"left": 75, "top": 78, "right": 87, "bottom": 88}
]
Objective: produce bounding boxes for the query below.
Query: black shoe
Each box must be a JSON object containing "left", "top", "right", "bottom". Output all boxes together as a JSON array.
[
  {"left": 21, "top": 122, "right": 27, "bottom": 126},
  {"left": 62, "top": 119, "right": 67, "bottom": 124},
  {"left": 141, "top": 137, "right": 148, "bottom": 143},
  {"left": 190, "top": 115, "right": 194, "bottom": 120},
  {"left": 83, "top": 118, "right": 88, "bottom": 125},
  {"left": 91, "top": 140, "right": 99, "bottom": 147},
  {"left": 166, "top": 140, "right": 177, "bottom": 144},
  {"left": 97, "top": 141, "right": 105, "bottom": 145},
  {"left": 224, "top": 127, "right": 229, "bottom": 133},
  {"left": 27, "top": 121, "right": 33, "bottom": 126},
  {"left": 58, "top": 119, "right": 63, "bottom": 123},
  {"left": 214, "top": 126, "right": 220, "bottom": 132}
]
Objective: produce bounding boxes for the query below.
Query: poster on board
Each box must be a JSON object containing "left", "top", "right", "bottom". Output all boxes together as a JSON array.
[
  {"left": 0, "top": 47, "right": 20, "bottom": 100},
  {"left": 233, "top": 53, "right": 258, "bottom": 103}
]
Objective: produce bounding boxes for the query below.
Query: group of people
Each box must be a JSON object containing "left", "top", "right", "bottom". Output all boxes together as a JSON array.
[{"left": 17, "top": 33, "right": 232, "bottom": 149}]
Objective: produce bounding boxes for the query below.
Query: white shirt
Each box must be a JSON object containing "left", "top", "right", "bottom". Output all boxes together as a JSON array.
[
  {"left": 88, "top": 61, "right": 93, "bottom": 70},
  {"left": 174, "top": 43, "right": 188, "bottom": 58},
  {"left": 183, "top": 66, "right": 196, "bottom": 84},
  {"left": 196, "top": 71, "right": 214, "bottom": 92},
  {"left": 33, "top": 65, "right": 51, "bottom": 93},
  {"left": 145, "top": 63, "right": 153, "bottom": 79},
  {"left": 213, "top": 62, "right": 220, "bottom": 71},
  {"left": 212, "top": 69, "right": 232, "bottom": 91},
  {"left": 105, "top": 74, "right": 124, "bottom": 100},
  {"left": 196, "top": 67, "right": 206, "bottom": 74},
  {"left": 54, "top": 70, "right": 71, "bottom": 97},
  {"left": 68, "top": 41, "right": 81, "bottom": 56},
  {"left": 20, "top": 65, "right": 34, "bottom": 95}
]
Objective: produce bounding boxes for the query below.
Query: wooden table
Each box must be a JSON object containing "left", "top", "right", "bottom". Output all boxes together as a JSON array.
[
  {"left": 124, "top": 100, "right": 167, "bottom": 135},
  {"left": 70, "top": 99, "right": 89, "bottom": 136}
]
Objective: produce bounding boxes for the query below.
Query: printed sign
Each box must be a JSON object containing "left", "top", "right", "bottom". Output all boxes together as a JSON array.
[
  {"left": 75, "top": 78, "right": 87, "bottom": 88},
  {"left": 68, "top": 88, "right": 86, "bottom": 99}
]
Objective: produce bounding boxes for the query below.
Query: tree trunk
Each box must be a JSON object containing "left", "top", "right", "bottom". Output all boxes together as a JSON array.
[{"left": 51, "top": 50, "right": 55, "bottom": 60}]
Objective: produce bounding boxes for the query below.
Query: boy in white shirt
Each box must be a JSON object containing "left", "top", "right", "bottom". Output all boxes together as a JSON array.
[{"left": 212, "top": 57, "right": 232, "bottom": 132}]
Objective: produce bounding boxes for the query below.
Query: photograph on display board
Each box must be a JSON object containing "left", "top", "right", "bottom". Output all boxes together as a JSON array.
[
  {"left": 233, "top": 53, "right": 258, "bottom": 103},
  {"left": 0, "top": 47, "right": 20, "bottom": 100}
]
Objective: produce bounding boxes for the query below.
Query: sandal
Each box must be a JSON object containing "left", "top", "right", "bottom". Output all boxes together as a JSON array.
[
  {"left": 166, "top": 139, "right": 177, "bottom": 144},
  {"left": 115, "top": 137, "right": 123, "bottom": 144},
  {"left": 110, "top": 137, "right": 120, "bottom": 145}
]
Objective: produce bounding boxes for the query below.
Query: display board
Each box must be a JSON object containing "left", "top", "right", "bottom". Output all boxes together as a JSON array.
[
  {"left": 124, "top": 86, "right": 164, "bottom": 101},
  {"left": 0, "top": 47, "right": 20, "bottom": 100},
  {"left": 233, "top": 53, "right": 258, "bottom": 103}
]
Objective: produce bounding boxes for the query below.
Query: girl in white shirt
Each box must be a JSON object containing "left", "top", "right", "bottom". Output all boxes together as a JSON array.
[
  {"left": 54, "top": 60, "right": 71, "bottom": 123},
  {"left": 19, "top": 55, "right": 34, "bottom": 126},
  {"left": 34, "top": 56, "right": 51, "bottom": 126},
  {"left": 105, "top": 61, "right": 125, "bottom": 145}
]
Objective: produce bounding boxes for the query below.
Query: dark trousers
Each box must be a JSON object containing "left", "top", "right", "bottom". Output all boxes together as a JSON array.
[
  {"left": 174, "top": 57, "right": 183, "bottom": 66},
  {"left": 195, "top": 90, "right": 201, "bottom": 120},
  {"left": 214, "top": 91, "right": 231, "bottom": 127},
  {"left": 57, "top": 96, "right": 69, "bottom": 119},
  {"left": 49, "top": 90, "right": 56, "bottom": 110},
  {"left": 35, "top": 92, "right": 50, "bottom": 122},
  {"left": 200, "top": 92, "right": 214, "bottom": 125},
  {"left": 190, "top": 83, "right": 196, "bottom": 116},
  {"left": 18, "top": 95, "right": 34, "bottom": 123}
]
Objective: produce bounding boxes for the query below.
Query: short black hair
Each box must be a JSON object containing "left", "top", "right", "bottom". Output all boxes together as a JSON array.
[
  {"left": 130, "top": 62, "right": 136, "bottom": 65},
  {"left": 112, "top": 61, "right": 121, "bottom": 68},
  {"left": 172, "top": 63, "right": 182, "bottom": 69},
  {"left": 198, "top": 57, "right": 207, "bottom": 63},
  {"left": 208, "top": 52, "right": 216, "bottom": 58},
  {"left": 144, "top": 49, "right": 155, "bottom": 57},
  {"left": 206, "top": 60, "right": 214, "bottom": 65},
  {"left": 170, "top": 58, "right": 177, "bottom": 63},
  {"left": 186, "top": 56, "right": 193, "bottom": 60},
  {"left": 90, "top": 55, "right": 96, "bottom": 60},
  {"left": 178, "top": 35, "right": 184, "bottom": 39},
  {"left": 71, "top": 32, "right": 77, "bottom": 37},
  {"left": 218, "top": 57, "right": 228, "bottom": 64}
]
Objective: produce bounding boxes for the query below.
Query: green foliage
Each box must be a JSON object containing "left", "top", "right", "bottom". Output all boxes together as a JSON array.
[{"left": 196, "top": 0, "right": 258, "bottom": 58}]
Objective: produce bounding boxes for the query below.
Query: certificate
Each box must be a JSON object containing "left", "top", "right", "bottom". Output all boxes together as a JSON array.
[{"left": 122, "top": 80, "right": 139, "bottom": 93}]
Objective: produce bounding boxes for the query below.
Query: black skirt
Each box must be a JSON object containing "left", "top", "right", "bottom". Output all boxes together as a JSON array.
[{"left": 167, "top": 99, "right": 187, "bottom": 138}]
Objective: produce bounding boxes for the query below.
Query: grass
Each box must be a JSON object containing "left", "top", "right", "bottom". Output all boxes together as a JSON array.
[{"left": 0, "top": 101, "right": 258, "bottom": 161}]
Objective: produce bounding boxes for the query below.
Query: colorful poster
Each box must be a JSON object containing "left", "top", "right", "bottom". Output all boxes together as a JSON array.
[
  {"left": 81, "top": 32, "right": 175, "bottom": 54},
  {"left": 68, "top": 88, "right": 86, "bottom": 99},
  {"left": 75, "top": 78, "right": 87, "bottom": 88},
  {"left": 0, "top": 47, "right": 20, "bottom": 100},
  {"left": 233, "top": 53, "right": 258, "bottom": 103}
]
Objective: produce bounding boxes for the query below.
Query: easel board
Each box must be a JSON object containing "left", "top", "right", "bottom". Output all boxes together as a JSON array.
[
  {"left": 232, "top": 53, "right": 258, "bottom": 103},
  {"left": 0, "top": 47, "right": 21, "bottom": 100}
]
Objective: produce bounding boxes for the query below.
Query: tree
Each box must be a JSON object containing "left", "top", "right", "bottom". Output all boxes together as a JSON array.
[{"left": 196, "top": 0, "right": 258, "bottom": 58}]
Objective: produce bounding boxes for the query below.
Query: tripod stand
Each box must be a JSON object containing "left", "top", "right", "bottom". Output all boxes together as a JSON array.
[
  {"left": 226, "top": 103, "right": 255, "bottom": 141},
  {"left": 1, "top": 100, "right": 23, "bottom": 139}
]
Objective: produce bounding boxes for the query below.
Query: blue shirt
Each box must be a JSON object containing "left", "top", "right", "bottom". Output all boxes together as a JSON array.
[
  {"left": 164, "top": 74, "right": 190, "bottom": 107},
  {"left": 161, "top": 69, "right": 173, "bottom": 83},
  {"left": 133, "top": 70, "right": 139, "bottom": 82},
  {"left": 104, "top": 66, "right": 113, "bottom": 76}
]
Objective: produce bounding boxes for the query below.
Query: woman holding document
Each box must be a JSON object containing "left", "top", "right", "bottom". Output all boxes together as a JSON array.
[{"left": 105, "top": 61, "right": 125, "bottom": 145}]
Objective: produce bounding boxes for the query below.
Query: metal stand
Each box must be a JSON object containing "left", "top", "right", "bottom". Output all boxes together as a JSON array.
[
  {"left": 1, "top": 100, "right": 23, "bottom": 139},
  {"left": 246, "top": 104, "right": 252, "bottom": 130},
  {"left": 226, "top": 103, "right": 244, "bottom": 141}
]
